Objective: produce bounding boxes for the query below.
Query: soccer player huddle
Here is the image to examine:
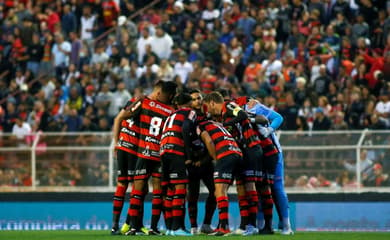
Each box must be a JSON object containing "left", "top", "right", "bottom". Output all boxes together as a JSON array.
[{"left": 111, "top": 81, "right": 293, "bottom": 236}]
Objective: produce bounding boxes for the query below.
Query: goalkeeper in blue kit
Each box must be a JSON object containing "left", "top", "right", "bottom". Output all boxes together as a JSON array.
[{"left": 245, "top": 99, "right": 294, "bottom": 235}]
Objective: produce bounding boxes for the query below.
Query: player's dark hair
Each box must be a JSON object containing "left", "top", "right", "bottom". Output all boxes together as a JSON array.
[
  {"left": 216, "top": 88, "right": 231, "bottom": 99},
  {"left": 203, "top": 91, "right": 224, "bottom": 104},
  {"left": 161, "top": 81, "right": 178, "bottom": 96},
  {"left": 174, "top": 92, "right": 193, "bottom": 106},
  {"left": 153, "top": 80, "right": 164, "bottom": 90},
  {"left": 188, "top": 88, "right": 201, "bottom": 95}
]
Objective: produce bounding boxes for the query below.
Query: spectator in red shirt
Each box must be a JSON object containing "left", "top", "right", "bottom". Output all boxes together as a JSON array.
[
  {"left": 41, "top": 7, "right": 60, "bottom": 34},
  {"left": 102, "top": 0, "right": 120, "bottom": 30},
  {"left": 361, "top": 48, "right": 385, "bottom": 90}
]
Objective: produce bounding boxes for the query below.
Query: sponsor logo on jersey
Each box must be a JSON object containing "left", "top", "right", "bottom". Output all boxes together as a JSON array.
[
  {"left": 121, "top": 127, "right": 136, "bottom": 136},
  {"left": 131, "top": 101, "right": 141, "bottom": 112},
  {"left": 169, "top": 173, "right": 178, "bottom": 179},
  {"left": 223, "top": 136, "right": 235, "bottom": 141},
  {"left": 162, "top": 131, "right": 175, "bottom": 138},
  {"left": 145, "top": 136, "right": 160, "bottom": 144},
  {"left": 136, "top": 169, "right": 147, "bottom": 175},
  {"left": 155, "top": 103, "right": 173, "bottom": 114},
  {"left": 142, "top": 146, "right": 151, "bottom": 157},
  {"left": 151, "top": 150, "right": 160, "bottom": 157},
  {"left": 188, "top": 110, "right": 196, "bottom": 121},
  {"left": 222, "top": 173, "right": 232, "bottom": 179}
]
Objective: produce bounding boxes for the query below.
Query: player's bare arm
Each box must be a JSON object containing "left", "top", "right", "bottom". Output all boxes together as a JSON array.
[
  {"left": 112, "top": 100, "right": 142, "bottom": 145},
  {"left": 200, "top": 131, "right": 216, "bottom": 161},
  {"left": 112, "top": 109, "right": 133, "bottom": 145}
]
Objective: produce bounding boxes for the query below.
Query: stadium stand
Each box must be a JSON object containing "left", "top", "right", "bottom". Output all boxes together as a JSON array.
[{"left": 0, "top": 0, "right": 389, "bottom": 188}]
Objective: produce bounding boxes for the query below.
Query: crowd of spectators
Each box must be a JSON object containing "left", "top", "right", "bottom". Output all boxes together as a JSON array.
[{"left": 0, "top": 0, "right": 389, "bottom": 187}]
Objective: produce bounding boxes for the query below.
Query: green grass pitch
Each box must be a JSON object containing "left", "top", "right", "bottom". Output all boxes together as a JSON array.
[{"left": 0, "top": 231, "right": 389, "bottom": 240}]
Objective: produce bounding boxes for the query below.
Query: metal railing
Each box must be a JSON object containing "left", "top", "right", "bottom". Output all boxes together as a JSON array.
[{"left": 0, "top": 130, "right": 389, "bottom": 192}]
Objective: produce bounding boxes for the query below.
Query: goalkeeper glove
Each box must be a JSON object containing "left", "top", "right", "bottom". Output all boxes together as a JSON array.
[{"left": 259, "top": 126, "right": 274, "bottom": 138}]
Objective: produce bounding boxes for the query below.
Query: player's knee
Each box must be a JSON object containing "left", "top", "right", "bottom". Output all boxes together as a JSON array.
[
  {"left": 133, "top": 180, "right": 145, "bottom": 191},
  {"left": 117, "top": 180, "right": 129, "bottom": 187},
  {"left": 245, "top": 182, "right": 256, "bottom": 191}
]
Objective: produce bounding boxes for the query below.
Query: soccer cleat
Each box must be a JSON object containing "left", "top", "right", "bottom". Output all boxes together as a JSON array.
[
  {"left": 243, "top": 224, "right": 258, "bottom": 236},
  {"left": 125, "top": 228, "right": 146, "bottom": 236},
  {"left": 165, "top": 230, "right": 172, "bottom": 236},
  {"left": 190, "top": 227, "right": 199, "bottom": 235},
  {"left": 259, "top": 227, "right": 275, "bottom": 235},
  {"left": 140, "top": 226, "right": 149, "bottom": 235},
  {"left": 200, "top": 224, "right": 214, "bottom": 234},
  {"left": 124, "top": 228, "right": 136, "bottom": 236},
  {"left": 208, "top": 228, "right": 230, "bottom": 236},
  {"left": 111, "top": 227, "right": 120, "bottom": 235},
  {"left": 230, "top": 228, "right": 245, "bottom": 235},
  {"left": 172, "top": 228, "right": 193, "bottom": 236},
  {"left": 148, "top": 229, "right": 163, "bottom": 235},
  {"left": 281, "top": 228, "right": 294, "bottom": 235},
  {"left": 120, "top": 223, "right": 130, "bottom": 235}
]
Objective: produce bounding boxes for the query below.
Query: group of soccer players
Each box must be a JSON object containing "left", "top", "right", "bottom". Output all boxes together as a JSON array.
[{"left": 111, "top": 80, "right": 294, "bottom": 236}]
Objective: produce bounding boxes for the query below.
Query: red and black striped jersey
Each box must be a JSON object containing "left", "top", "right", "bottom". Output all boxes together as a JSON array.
[
  {"left": 222, "top": 101, "right": 262, "bottom": 148},
  {"left": 197, "top": 120, "right": 242, "bottom": 160},
  {"left": 252, "top": 124, "right": 279, "bottom": 157},
  {"left": 130, "top": 97, "right": 174, "bottom": 162},
  {"left": 160, "top": 108, "right": 197, "bottom": 157},
  {"left": 115, "top": 99, "right": 140, "bottom": 155},
  {"left": 234, "top": 97, "right": 279, "bottom": 157},
  {"left": 196, "top": 108, "right": 207, "bottom": 122},
  {"left": 220, "top": 102, "right": 242, "bottom": 144}
]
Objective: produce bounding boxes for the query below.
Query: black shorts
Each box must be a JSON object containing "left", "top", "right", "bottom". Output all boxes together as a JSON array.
[
  {"left": 116, "top": 149, "right": 138, "bottom": 182},
  {"left": 262, "top": 154, "right": 278, "bottom": 185},
  {"left": 214, "top": 154, "right": 243, "bottom": 185},
  {"left": 187, "top": 158, "right": 214, "bottom": 181},
  {"left": 242, "top": 146, "right": 263, "bottom": 183},
  {"left": 161, "top": 153, "right": 188, "bottom": 186},
  {"left": 134, "top": 157, "right": 162, "bottom": 180}
]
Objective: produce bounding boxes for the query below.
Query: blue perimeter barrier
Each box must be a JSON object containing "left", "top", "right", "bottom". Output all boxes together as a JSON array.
[
  {"left": 0, "top": 201, "right": 287, "bottom": 231},
  {"left": 2, "top": 192, "right": 390, "bottom": 232}
]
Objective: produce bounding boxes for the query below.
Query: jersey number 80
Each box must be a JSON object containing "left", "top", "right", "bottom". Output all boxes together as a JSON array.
[{"left": 149, "top": 116, "right": 163, "bottom": 136}]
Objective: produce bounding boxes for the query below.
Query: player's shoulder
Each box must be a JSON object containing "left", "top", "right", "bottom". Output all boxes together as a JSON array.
[
  {"left": 197, "top": 119, "right": 211, "bottom": 128},
  {"left": 179, "top": 108, "right": 197, "bottom": 121},
  {"left": 225, "top": 101, "right": 242, "bottom": 116},
  {"left": 145, "top": 98, "right": 174, "bottom": 114},
  {"left": 234, "top": 96, "right": 249, "bottom": 107},
  {"left": 124, "top": 97, "right": 144, "bottom": 112}
]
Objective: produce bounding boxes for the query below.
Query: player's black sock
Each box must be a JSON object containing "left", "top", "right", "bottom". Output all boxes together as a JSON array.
[
  {"left": 128, "top": 189, "right": 143, "bottom": 230},
  {"left": 164, "top": 188, "right": 174, "bottom": 230},
  {"left": 238, "top": 195, "right": 249, "bottom": 229},
  {"left": 172, "top": 188, "right": 186, "bottom": 230},
  {"left": 216, "top": 196, "right": 229, "bottom": 230},
  {"left": 204, "top": 191, "right": 216, "bottom": 225},
  {"left": 151, "top": 189, "right": 163, "bottom": 230},
  {"left": 138, "top": 189, "right": 146, "bottom": 228},
  {"left": 188, "top": 194, "right": 198, "bottom": 228},
  {"left": 247, "top": 190, "right": 258, "bottom": 226},
  {"left": 112, "top": 184, "right": 127, "bottom": 227},
  {"left": 260, "top": 186, "right": 274, "bottom": 230}
]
